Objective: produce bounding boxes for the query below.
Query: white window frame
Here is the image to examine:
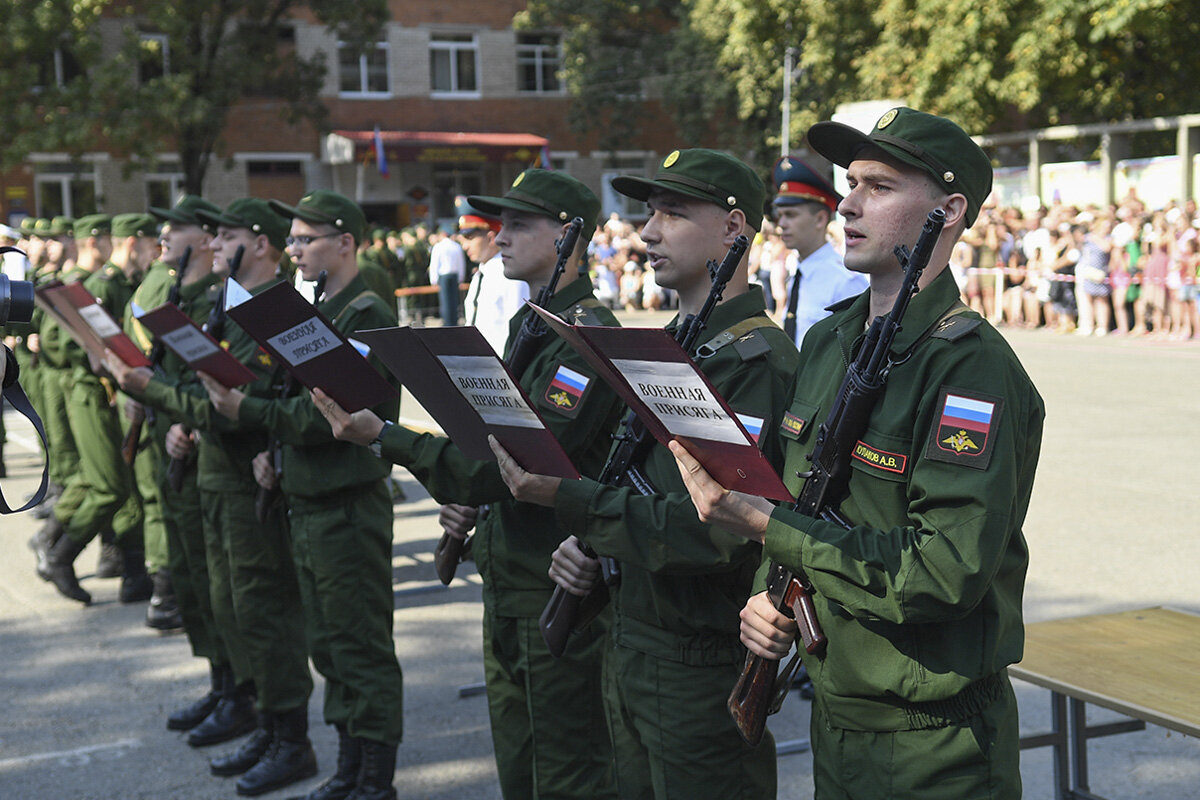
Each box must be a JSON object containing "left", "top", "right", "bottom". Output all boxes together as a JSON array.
[
  {"left": 35, "top": 171, "right": 97, "bottom": 219},
  {"left": 429, "top": 32, "right": 480, "bottom": 99},
  {"left": 144, "top": 173, "right": 186, "bottom": 211},
  {"left": 516, "top": 33, "right": 564, "bottom": 95},
  {"left": 337, "top": 39, "right": 391, "bottom": 98},
  {"left": 138, "top": 32, "right": 170, "bottom": 83}
]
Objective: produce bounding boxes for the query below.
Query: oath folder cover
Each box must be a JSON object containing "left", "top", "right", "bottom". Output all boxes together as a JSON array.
[
  {"left": 355, "top": 325, "right": 581, "bottom": 479},
  {"left": 224, "top": 280, "right": 396, "bottom": 413},
  {"left": 136, "top": 302, "right": 257, "bottom": 388},
  {"left": 40, "top": 281, "right": 152, "bottom": 368},
  {"left": 528, "top": 304, "right": 793, "bottom": 502}
]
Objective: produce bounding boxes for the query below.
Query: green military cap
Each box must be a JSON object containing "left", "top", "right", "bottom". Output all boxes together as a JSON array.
[
  {"left": 149, "top": 194, "right": 221, "bottom": 228},
  {"left": 18, "top": 217, "right": 37, "bottom": 237},
  {"left": 196, "top": 198, "right": 291, "bottom": 251},
  {"left": 611, "top": 149, "right": 766, "bottom": 231},
  {"left": 48, "top": 216, "right": 75, "bottom": 236},
  {"left": 73, "top": 214, "right": 112, "bottom": 239},
  {"left": 32, "top": 218, "right": 54, "bottom": 238},
  {"left": 269, "top": 189, "right": 366, "bottom": 243},
  {"left": 468, "top": 169, "right": 600, "bottom": 242},
  {"left": 806, "top": 106, "right": 993, "bottom": 227},
  {"left": 111, "top": 212, "right": 159, "bottom": 239}
]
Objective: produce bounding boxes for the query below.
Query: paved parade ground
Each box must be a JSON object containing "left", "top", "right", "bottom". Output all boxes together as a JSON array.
[{"left": 2, "top": 317, "right": 1199, "bottom": 799}]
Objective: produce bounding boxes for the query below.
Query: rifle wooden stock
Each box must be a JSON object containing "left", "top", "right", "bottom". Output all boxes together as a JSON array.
[
  {"left": 433, "top": 530, "right": 466, "bottom": 586},
  {"left": 120, "top": 419, "right": 142, "bottom": 465}
]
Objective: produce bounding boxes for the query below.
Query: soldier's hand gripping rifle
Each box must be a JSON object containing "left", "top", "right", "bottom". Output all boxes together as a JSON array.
[
  {"left": 122, "top": 246, "right": 192, "bottom": 465},
  {"left": 254, "top": 269, "right": 326, "bottom": 523},
  {"left": 728, "top": 208, "right": 946, "bottom": 747},
  {"left": 538, "top": 234, "right": 751, "bottom": 657},
  {"left": 163, "top": 245, "right": 242, "bottom": 491},
  {"left": 434, "top": 217, "right": 585, "bottom": 585}
]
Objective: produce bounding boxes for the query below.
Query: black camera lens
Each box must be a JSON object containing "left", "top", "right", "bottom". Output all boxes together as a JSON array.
[{"left": 0, "top": 274, "right": 35, "bottom": 326}]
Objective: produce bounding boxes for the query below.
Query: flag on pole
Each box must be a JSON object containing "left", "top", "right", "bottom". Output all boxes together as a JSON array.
[{"left": 373, "top": 125, "right": 389, "bottom": 178}]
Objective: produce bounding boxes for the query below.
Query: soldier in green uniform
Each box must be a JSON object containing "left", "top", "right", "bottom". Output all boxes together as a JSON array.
[
  {"left": 126, "top": 195, "right": 222, "bottom": 631},
  {"left": 40, "top": 213, "right": 159, "bottom": 605},
  {"left": 109, "top": 197, "right": 318, "bottom": 795},
  {"left": 490, "top": 151, "right": 796, "bottom": 800},
  {"left": 199, "top": 190, "right": 402, "bottom": 800},
  {"left": 672, "top": 109, "right": 1045, "bottom": 800},
  {"left": 315, "top": 170, "right": 622, "bottom": 800}
]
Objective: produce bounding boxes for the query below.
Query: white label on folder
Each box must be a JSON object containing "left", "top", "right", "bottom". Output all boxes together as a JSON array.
[
  {"left": 269, "top": 317, "right": 340, "bottom": 366},
  {"left": 162, "top": 325, "right": 219, "bottom": 362},
  {"left": 78, "top": 304, "right": 121, "bottom": 338},
  {"left": 440, "top": 355, "right": 543, "bottom": 429},
  {"left": 611, "top": 359, "right": 746, "bottom": 444},
  {"left": 224, "top": 278, "right": 252, "bottom": 309}
]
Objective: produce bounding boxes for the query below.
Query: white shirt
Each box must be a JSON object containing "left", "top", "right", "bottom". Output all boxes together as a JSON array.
[
  {"left": 428, "top": 238, "right": 467, "bottom": 284},
  {"left": 785, "top": 241, "right": 868, "bottom": 349},
  {"left": 464, "top": 254, "right": 529, "bottom": 355}
]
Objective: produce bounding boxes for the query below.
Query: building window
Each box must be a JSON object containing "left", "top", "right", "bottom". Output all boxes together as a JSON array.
[
  {"left": 430, "top": 33, "right": 478, "bottom": 96},
  {"left": 145, "top": 175, "right": 185, "bottom": 211},
  {"left": 37, "top": 172, "right": 96, "bottom": 219},
  {"left": 339, "top": 39, "right": 390, "bottom": 96},
  {"left": 36, "top": 46, "right": 83, "bottom": 91},
  {"left": 516, "top": 33, "right": 561, "bottom": 94},
  {"left": 139, "top": 33, "right": 170, "bottom": 83}
]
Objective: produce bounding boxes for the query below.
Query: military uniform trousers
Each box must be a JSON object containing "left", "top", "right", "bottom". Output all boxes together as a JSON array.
[
  {"left": 123, "top": 404, "right": 167, "bottom": 572},
  {"left": 42, "top": 366, "right": 80, "bottom": 489},
  {"left": 59, "top": 377, "right": 141, "bottom": 546},
  {"left": 810, "top": 675, "right": 1021, "bottom": 800},
  {"left": 482, "top": 609, "right": 616, "bottom": 800},
  {"left": 288, "top": 481, "right": 403, "bottom": 743},
  {"left": 160, "top": 461, "right": 225, "bottom": 665},
  {"left": 603, "top": 640, "right": 776, "bottom": 800},
  {"left": 200, "top": 486, "right": 311, "bottom": 712}
]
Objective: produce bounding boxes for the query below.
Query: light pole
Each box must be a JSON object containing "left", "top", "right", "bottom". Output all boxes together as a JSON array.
[{"left": 782, "top": 46, "right": 796, "bottom": 157}]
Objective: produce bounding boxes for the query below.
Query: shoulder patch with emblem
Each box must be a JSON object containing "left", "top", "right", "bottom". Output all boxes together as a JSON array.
[
  {"left": 930, "top": 314, "right": 983, "bottom": 342},
  {"left": 732, "top": 329, "right": 773, "bottom": 361},
  {"left": 924, "top": 387, "right": 1003, "bottom": 470},
  {"left": 539, "top": 362, "right": 592, "bottom": 418}
]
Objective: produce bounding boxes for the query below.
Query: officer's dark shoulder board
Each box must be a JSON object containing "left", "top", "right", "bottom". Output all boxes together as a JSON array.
[
  {"left": 695, "top": 316, "right": 779, "bottom": 362},
  {"left": 566, "top": 298, "right": 609, "bottom": 328},
  {"left": 929, "top": 309, "right": 983, "bottom": 342},
  {"left": 350, "top": 292, "right": 378, "bottom": 311}
]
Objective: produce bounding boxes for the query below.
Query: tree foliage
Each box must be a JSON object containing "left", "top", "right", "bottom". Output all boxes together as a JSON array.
[
  {"left": 527, "top": 0, "right": 1200, "bottom": 162},
  {"left": 0, "top": 0, "right": 387, "bottom": 193}
]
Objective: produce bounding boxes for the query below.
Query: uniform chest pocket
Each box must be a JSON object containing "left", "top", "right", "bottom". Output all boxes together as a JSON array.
[{"left": 848, "top": 427, "right": 912, "bottom": 483}]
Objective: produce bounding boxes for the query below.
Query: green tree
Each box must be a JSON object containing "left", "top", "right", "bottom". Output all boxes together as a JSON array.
[{"left": 0, "top": 0, "right": 387, "bottom": 194}]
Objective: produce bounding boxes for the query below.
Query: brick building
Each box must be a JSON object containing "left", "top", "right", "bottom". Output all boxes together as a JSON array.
[{"left": 3, "top": 1, "right": 681, "bottom": 230}]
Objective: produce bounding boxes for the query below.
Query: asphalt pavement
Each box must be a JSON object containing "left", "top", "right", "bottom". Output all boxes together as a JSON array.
[{"left": 1, "top": 317, "right": 1198, "bottom": 799}]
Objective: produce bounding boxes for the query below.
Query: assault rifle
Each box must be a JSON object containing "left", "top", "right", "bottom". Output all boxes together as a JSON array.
[
  {"left": 163, "top": 245, "right": 242, "bottom": 491},
  {"left": 539, "top": 234, "right": 750, "bottom": 657},
  {"left": 434, "top": 217, "right": 584, "bottom": 585},
  {"left": 122, "top": 246, "right": 191, "bottom": 465},
  {"left": 254, "top": 269, "right": 326, "bottom": 522},
  {"left": 728, "top": 208, "right": 946, "bottom": 746}
]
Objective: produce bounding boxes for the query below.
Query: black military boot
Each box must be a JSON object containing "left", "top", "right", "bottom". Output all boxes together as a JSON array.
[
  {"left": 31, "top": 481, "right": 62, "bottom": 519},
  {"left": 168, "top": 663, "right": 224, "bottom": 731},
  {"left": 44, "top": 533, "right": 91, "bottom": 605},
  {"left": 236, "top": 707, "right": 318, "bottom": 796},
  {"left": 187, "top": 673, "right": 258, "bottom": 747},
  {"left": 95, "top": 530, "right": 123, "bottom": 578},
  {"left": 285, "top": 726, "right": 360, "bottom": 800},
  {"left": 145, "top": 568, "right": 183, "bottom": 630},
  {"left": 345, "top": 739, "right": 397, "bottom": 800},
  {"left": 211, "top": 713, "right": 275, "bottom": 777},
  {"left": 118, "top": 549, "right": 154, "bottom": 604},
  {"left": 32, "top": 514, "right": 65, "bottom": 581}
]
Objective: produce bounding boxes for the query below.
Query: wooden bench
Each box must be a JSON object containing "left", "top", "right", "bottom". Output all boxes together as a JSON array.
[{"left": 1011, "top": 607, "right": 1200, "bottom": 800}]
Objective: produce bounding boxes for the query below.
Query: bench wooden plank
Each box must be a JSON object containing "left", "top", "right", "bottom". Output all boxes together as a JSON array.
[{"left": 1010, "top": 607, "right": 1200, "bottom": 737}]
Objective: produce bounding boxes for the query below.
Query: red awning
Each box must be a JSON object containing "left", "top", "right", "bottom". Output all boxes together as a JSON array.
[{"left": 333, "top": 130, "right": 549, "bottom": 164}]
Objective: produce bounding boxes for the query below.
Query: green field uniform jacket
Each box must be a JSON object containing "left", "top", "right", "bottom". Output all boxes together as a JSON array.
[
  {"left": 36, "top": 264, "right": 90, "bottom": 370},
  {"left": 139, "top": 279, "right": 281, "bottom": 492},
  {"left": 762, "top": 266, "right": 1044, "bottom": 730},
  {"left": 378, "top": 278, "right": 624, "bottom": 617},
  {"left": 236, "top": 273, "right": 399, "bottom": 500},
  {"left": 555, "top": 290, "right": 800, "bottom": 666}
]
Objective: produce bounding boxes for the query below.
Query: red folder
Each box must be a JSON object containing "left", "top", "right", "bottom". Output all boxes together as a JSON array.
[
  {"left": 225, "top": 281, "right": 396, "bottom": 413},
  {"left": 355, "top": 325, "right": 580, "bottom": 479},
  {"left": 137, "top": 302, "right": 257, "bottom": 388},
  {"left": 40, "top": 281, "right": 151, "bottom": 368},
  {"left": 529, "top": 304, "right": 792, "bottom": 501}
]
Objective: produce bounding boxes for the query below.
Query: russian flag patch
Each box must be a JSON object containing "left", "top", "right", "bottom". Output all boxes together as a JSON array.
[
  {"left": 925, "top": 387, "right": 1003, "bottom": 470},
  {"left": 735, "top": 413, "right": 764, "bottom": 445},
  {"left": 541, "top": 363, "right": 591, "bottom": 418}
]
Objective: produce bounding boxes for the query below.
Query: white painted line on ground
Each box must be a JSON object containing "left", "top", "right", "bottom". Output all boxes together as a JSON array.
[{"left": 0, "top": 738, "right": 141, "bottom": 770}]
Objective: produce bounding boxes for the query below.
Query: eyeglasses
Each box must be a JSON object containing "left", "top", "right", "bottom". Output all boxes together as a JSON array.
[{"left": 285, "top": 232, "right": 342, "bottom": 247}]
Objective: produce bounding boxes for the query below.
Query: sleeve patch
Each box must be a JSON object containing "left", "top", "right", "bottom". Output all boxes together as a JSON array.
[
  {"left": 924, "top": 387, "right": 1003, "bottom": 470},
  {"left": 538, "top": 362, "right": 592, "bottom": 419},
  {"left": 734, "top": 412, "right": 764, "bottom": 445}
]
